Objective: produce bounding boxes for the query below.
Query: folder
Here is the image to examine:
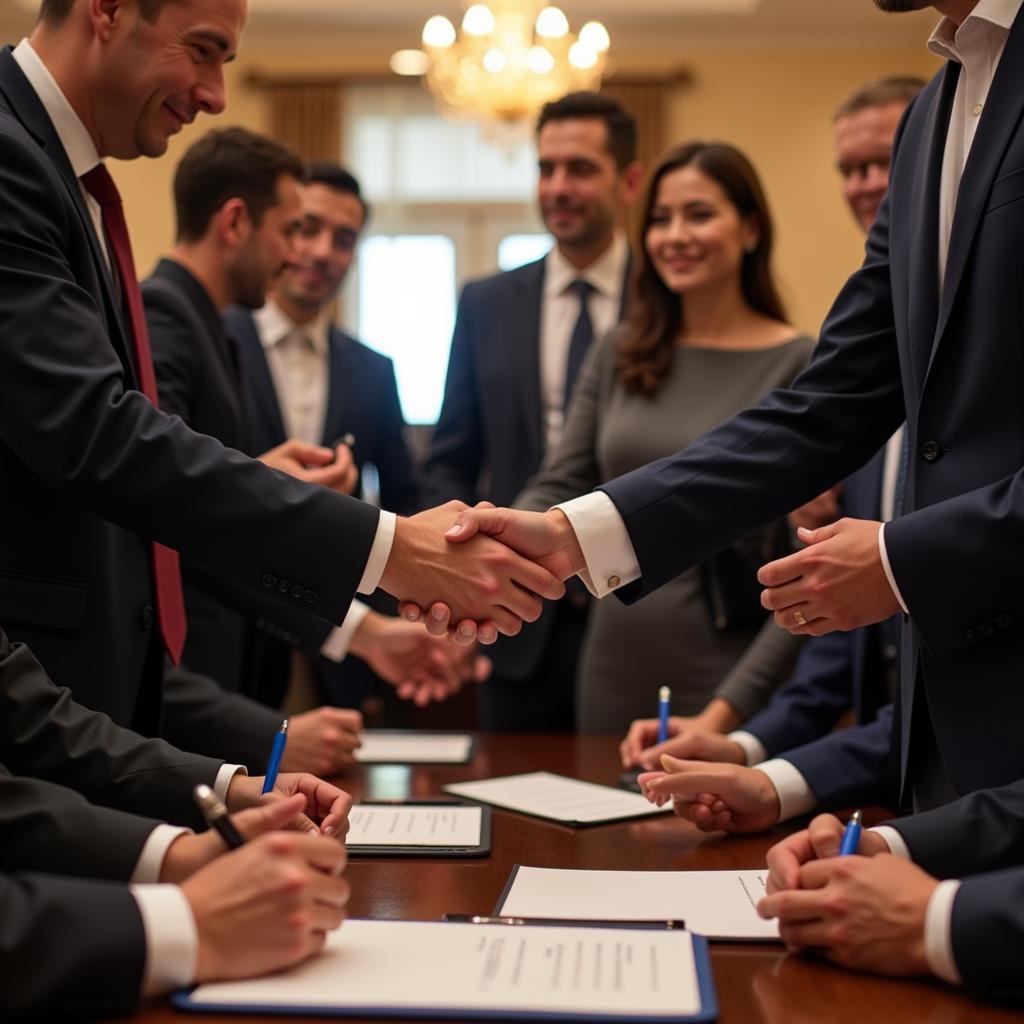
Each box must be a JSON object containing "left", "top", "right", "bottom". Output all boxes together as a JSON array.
[
  {"left": 346, "top": 801, "right": 492, "bottom": 858},
  {"left": 173, "top": 918, "right": 719, "bottom": 1021}
]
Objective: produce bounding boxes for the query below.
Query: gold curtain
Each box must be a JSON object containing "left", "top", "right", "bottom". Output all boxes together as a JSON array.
[{"left": 264, "top": 81, "right": 343, "bottom": 162}]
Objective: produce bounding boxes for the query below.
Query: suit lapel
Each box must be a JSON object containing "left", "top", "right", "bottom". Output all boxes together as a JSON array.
[
  {"left": 321, "top": 327, "right": 351, "bottom": 446},
  {"left": 0, "top": 49, "right": 135, "bottom": 385},
  {"left": 906, "top": 63, "right": 958, "bottom": 391},
  {"left": 231, "top": 311, "right": 287, "bottom": 446},
  {"left": 928, "top": 11, "right": 1024, "bottom": 379},
  {"left": 513, "top": 259, "right": 545, "bottom": 462}
]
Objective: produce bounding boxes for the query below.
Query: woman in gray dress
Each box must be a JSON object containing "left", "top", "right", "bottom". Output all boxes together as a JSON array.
[{"left": 517, "top": 141, "right": 814, "bottom": 732}]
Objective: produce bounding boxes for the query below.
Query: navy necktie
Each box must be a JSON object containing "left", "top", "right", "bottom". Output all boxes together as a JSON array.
[{"left": 564, "top": 279, "right": 595, "bottom": 410}]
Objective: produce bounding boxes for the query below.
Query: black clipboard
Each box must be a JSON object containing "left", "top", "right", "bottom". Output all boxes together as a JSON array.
[{"left": 346, "top": 800, "right": 492, "bottom": 858}]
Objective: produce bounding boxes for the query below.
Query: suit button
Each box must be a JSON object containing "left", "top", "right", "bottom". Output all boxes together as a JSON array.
[
  {"left": 278, "top": 579, "right": 291, "bottom": 593},
  {"left": 963, "top": 628, "right": 976, "bottom": 641},
  {"left": 920, "top": 440, "right": 941, "bottom": 462},
  {"left": 140, "top": 604, "right": 154, "bottom": 629},
  {"left": 995, "top": 613, "right": 1012, "bottom": 630},
  {"left": 262, "top": 574, "right": 276, "bottom": 588},
  {"left": 979, "top": 622, "right": 994, "bottom": 638},
  {"left": 304, "top": 590, "right": 318, "bottom": 604},
  {"left": 291, "top": 584, "right": 305, "bottom": 599}
]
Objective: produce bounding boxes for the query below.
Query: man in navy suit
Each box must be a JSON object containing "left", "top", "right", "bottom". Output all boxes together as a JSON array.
[
  {"left": 440, "top": 0, "right": 1024, "bottom": 810},
  {"left": 421, "top": 91, "right": 642, "bottom": 731},
  {"left": 759, "top": 783, "right": 1024, "bottom": 1004}
]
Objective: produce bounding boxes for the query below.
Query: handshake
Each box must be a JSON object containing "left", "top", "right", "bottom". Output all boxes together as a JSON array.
[{"left": 378, "top": 501, "right": 589, "bottom": 644}]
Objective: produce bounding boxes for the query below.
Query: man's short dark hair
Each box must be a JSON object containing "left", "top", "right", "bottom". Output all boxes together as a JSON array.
[
  {"left": 536, "top": 91, "right": 637, "bottom": 169},
  {"left": 39, "top": 0, "right": 168, "bottom": 25},
  {"left": 174, "top": 127, "right": 306, "bottom": 242},
  {"left": 306, "top": 161, "right": 371, "bottom": 223},
  {"left": 833, "top": 75, "right": 927, "bottom": 122}
]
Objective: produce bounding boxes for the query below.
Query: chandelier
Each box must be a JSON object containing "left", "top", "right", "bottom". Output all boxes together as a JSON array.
[{"left": 392, "top": 2, "right": 611, "bottom": 129}]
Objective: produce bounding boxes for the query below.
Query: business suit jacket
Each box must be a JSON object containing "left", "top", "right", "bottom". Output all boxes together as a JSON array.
[
  {"left": 886, "top": 781, "right": 1024, "bottom": 1002},
  {"left": 599, "top": 22, "right": 1024, "bottom": 803},
  {"left": 422, "top": 255, "right": 630, "bottom": 678},
  {"left": 1, "top": 871, "right": 146, "bottom": 1018},
  {"left": 0, "top": 49, "right": 379, "bottom": 736}
]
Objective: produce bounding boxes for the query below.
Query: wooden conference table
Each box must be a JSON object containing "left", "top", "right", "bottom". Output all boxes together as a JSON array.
[{"left": 133, "top": 734, "right": 1023, "bottom": 1024}]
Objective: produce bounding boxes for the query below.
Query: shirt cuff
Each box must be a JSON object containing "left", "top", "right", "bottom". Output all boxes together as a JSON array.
[
  {"left": 358, "top": 510, "right": 395, "bottom": 595},
  {"left": 319, "top": 600, "right": 371, "bottom": 662},
  {"left": 214, "top": 763, "right": 245, "bottom": 803},
  {"left": 755, "top": 758, "right": 817, "bottom": 821},
  {"left": 553, "top": 492, "right": 640, "bottom": 598},
  {"left": 924, "top": 879, "right": 963, "bottom": 985},
  {"left": 728, "top": 730, "right": 766, "bottom": 768},
  {"left": 130, "top": 884, "right": 199, "bottom": 997},
  {"left": 870, "top": 824, "right": 911, "bottom": 860},
  {"left": 878, "top": 523, "right": 910, "bottom": 615},
  {"left": 131, "top": 825, "right": 190, "bottom": 884}
]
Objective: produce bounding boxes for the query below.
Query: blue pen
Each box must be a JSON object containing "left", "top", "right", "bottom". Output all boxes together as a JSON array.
[
  {"left": 261, "top": 718, "right": 289, "bottom": 795},
  {"left": 839, "top": 809, "right": 862, "bottom": 855},
  {"left": 657, "top": 686, "right": 671, "bottom": 744}
]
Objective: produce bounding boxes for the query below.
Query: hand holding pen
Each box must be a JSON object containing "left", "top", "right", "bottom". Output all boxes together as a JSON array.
[{"left": 224, "top": 767, "right": 353, "bottom": 839}]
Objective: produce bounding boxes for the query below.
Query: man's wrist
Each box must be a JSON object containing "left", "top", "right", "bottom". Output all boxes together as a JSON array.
[{"left": 545, "top": 508, "right": 587, "bottom": 575}]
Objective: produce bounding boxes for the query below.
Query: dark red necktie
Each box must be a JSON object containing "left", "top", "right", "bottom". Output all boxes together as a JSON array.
[{"left": 81, "top": 164, "right": 187, "bottom": 665}]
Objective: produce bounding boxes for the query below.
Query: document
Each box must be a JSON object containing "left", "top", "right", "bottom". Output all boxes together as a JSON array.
[
  {"left": 347, "top": 804, "right": 483, "bottom": 847},
  {"left": 181, "top": 919, "right": 713, "bottom": 1021},
  {"left": 498, "top": 865, "right": 779, "bottom": 942},
  {"left": 443, "top": 771, "right": 673, "bottom": 825},
  {"left": 354, "top": 731, "right": 474, "bottom": 764}
]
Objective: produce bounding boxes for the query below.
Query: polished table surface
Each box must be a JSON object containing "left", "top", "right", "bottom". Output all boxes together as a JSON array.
[{"left": 132, "top": 735, "right": 1024, "bottom": 1024}]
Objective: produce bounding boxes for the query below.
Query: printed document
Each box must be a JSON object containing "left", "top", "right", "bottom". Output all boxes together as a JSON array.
[
  {"left": 347, "top": 804, "right": 483, "bottom": 847},
  {"left": 354, "top": 731, "right": 474, "bottom": 764}
]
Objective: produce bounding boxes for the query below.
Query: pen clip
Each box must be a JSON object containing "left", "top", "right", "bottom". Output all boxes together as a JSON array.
[{"left": 442, "top": 914, "right": 686, "bottom": 931}]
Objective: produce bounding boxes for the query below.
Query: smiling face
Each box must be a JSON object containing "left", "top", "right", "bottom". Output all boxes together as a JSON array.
[
  {"left": 92, "top": 0, "right": 246, "bottom": 159},
  {"left": 644, "top": 164, "right": 757, "bottom": 298},
  {"left": 834, "top": 102, "right": 905, "bottom": 233}
]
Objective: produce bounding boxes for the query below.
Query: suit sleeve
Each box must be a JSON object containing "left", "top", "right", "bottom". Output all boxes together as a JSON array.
[
  {"left": 421, "top": 283, "right": 485, "bottom": 507},
  {"left": 0, "top": 872, "right": 146, "bottom": 1019},
  {"left": 369, "top": 353, "right": 421, "bottom": 516},
  {"left": 0, "top": 633, "right": 221, "bottom": 828},
  {"left": 516, "top": 329, "right": 609, "bottom": 512},
  {"left": 0, "top": 132, "right": 379, "bottom": 630}
]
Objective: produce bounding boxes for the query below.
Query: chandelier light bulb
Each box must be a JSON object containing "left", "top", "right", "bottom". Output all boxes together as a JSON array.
[
  {"left": 568, "top": 41, "right": 598, "bottom": 70},
  {"left": 462, "top": 4, "right": 497, "bottom": 36},
  {"left": 578, "top": 21, "right": 611, "bottom": 53},
  {"left": 526, "top": 46, "right": 556, "bottom": 74},
  {"left": 535, "top": 6, "right": 570, "bottom": 39},
  {"left": 483, "top": 47, "right": 508, "bottom": 73},
  {"left": 390, "top": 49, "right": 431, "bottom": 76},
  {"left": 422, "top": 15, "right": 456, "bottom": 48}
]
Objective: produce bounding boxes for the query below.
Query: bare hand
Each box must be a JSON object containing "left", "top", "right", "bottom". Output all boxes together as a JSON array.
[
  {"left": 183, "top": 829, "right": 349, "bottom": 982},
  {"left": 758, "top": 518, "right": 901, "bottom": 635},
  {"left": 378, "top": 501, "right": 566, "bottom": 642},
  {"left": 787, "top": 485, "right": 843, "bottom": 533},
  {"left": 282, "top": 707, "right": 363, "bottom": 777},
  {"left": 638, "top": 756, "right": 781, "bottom": 834},
  {"left": 619, "top": 717, "right": 746, "bottom": 770},
  {"left": 757, "top": 854, "right": 936, "bottom": 975},
  {"left": 226, "top": 772, "right": 352, "bottom": 838},
  {"left": 159, "top": 793, "right": 309, "bottom": 883},
  {"left": 350, "top": 611, "right": 491, "bottom": 706},
  {"left": 765, "top": 813, "right": 890, "bottom": 893},
  {"left": 258, "top": 439, "right": 358, "bottom": 494}
]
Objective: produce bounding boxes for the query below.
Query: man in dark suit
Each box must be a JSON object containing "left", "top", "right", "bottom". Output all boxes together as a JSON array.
[
  {"left": 146, "top": 130, "right": 478, "bottom": 771},
  {"left": 443, "top": 0, "right": 1024, "bottom": 809},
  {"left": 421, "top": 91, "right": 641, "bottom": 731},
  {"left": 0, "top": 0, "right": 558, "bottom": 747},
  {"left": 759, "top": 782, "right": 1024, "bottom": 1003}
]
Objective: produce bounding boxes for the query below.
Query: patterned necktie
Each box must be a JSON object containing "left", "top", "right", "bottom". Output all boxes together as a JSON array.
[
  {"left": 81, "top": 164, "right": 187, "bottom": 664},
  {"left": 564, "top": 278, "right": 595, "bottom": 410}
]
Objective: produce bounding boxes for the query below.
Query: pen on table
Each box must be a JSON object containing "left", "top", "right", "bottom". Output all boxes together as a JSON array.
[
  {"left": 261, "top": 718, "right": 289, "bottom": 795},
  {"left": 657, "top": 685, "right": 671, "bottom": 744},
  {"left": 839, "top": 809, "right": 862, "bottom": 856},
  {"left": 194, "top": 783, "right": 245, "bottom": 850},
  {"left": 443, "top": 914, "right": 686, "bottom": 930}
]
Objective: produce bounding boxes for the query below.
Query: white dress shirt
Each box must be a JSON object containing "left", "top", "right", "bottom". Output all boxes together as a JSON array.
[{"left": 540, "top": 234, "right": 629, "bottom": 453}]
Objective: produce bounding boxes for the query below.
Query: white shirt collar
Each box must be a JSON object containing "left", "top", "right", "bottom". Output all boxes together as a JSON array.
[
  {"left": 927, "top": 0, "right": 1020, "bottom": 60},
  {"left": 11, "top": 38, "right": 100, "bottom": 178},
  {"left": 253, "top": 298, "right": 331, "bottom": 357},
  {"left": 544, "top": 231, "right": 628, "bottom": 301}
]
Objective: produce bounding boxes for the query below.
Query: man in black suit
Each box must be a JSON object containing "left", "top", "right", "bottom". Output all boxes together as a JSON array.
[
  {"left": 421, "top": 91, "right": 641, "bottom": 731},
  {"left": 439, "top": 0, "right": 1024, "bottom": 809},
  {"left": 0, "top": 0, "right": 559, "bottom": 748},
  {"left": 759, "top": 784, "right": 1024, "bottom": 1003},
  {"left": 146, "top": 130, "right": 480, "bottom": 772},
  {"left": 0, "top": 626, "right": 353, "bottom": 1017}
]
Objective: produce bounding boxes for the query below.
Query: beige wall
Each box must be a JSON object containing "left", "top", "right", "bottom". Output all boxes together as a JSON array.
[{"left": 107, "top": 43, "right": 938, "bottom": 335}]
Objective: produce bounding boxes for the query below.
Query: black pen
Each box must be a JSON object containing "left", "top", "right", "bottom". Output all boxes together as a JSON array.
[
  {"left": 193, "top": 783, "right": 245, "bottom": 850},
  {"left": 443, "top": 914, "right": 685, "bottom": 930}
]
